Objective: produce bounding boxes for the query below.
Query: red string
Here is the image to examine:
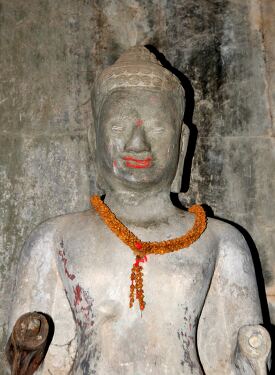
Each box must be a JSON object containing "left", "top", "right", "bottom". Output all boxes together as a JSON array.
[{"left": 134, "top": 255, "right": 148, "bottom": 266}]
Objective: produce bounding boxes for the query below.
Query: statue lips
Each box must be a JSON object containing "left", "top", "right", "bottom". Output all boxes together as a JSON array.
[{"left": 122, "top": 156, "right": 152, "bottom": 169}]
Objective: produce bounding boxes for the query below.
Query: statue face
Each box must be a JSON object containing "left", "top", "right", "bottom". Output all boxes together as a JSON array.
[{"left": 96, "top": 88, "right": 182, "bottom": 192}]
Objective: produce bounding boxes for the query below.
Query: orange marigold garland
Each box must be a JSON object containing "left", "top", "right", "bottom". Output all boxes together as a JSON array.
[{"left": 91, "top": 195, "right": 207, "bottom": 311}]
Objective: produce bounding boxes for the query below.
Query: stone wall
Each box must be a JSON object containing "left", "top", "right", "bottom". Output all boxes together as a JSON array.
[
  {"left": 0, "top": 0, "right": 274, "bottom": 368},
  {"left": 260, "top": 0, "right": 275, "bottom": 323}
]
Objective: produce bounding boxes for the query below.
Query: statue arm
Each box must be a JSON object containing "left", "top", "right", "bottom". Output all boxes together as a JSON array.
[
  {"left": 197, "top": 223, "right": 271, "bottom": 374},
  {"left": 6, "top": 219, "right": 76, "bottom": 374}
]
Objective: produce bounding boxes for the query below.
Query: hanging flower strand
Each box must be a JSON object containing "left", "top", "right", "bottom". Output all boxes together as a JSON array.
[{"left": 91, "top": 195, "right": 207, "bottom": 311}]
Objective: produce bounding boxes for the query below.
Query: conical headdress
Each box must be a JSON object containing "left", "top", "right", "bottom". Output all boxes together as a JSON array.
[{"left": 92, "top": 46, "right": 185, "bottom": 122}]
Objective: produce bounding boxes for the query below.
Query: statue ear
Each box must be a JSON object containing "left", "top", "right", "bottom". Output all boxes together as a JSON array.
[
  {"left": 88, "top": 125, "right": 106, "bottom": 194},
  {"left": 87, "top": 125, "right": 95, "bottom": 155},
  {"left": 171, "top": 124, "right": 190, "bottom": 193}
]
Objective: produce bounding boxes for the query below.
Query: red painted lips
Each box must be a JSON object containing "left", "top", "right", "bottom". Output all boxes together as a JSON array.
[{"left": 122, "top": 156, "right": 152, "bottom": 169}]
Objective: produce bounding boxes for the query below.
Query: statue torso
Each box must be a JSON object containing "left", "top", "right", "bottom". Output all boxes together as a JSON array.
[{"left": 53, "top": 208, "right": 218, "bottom": 375}]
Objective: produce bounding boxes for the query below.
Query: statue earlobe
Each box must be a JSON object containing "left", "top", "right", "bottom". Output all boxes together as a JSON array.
[
  {"left": 94, "top": 165, "right": 106, "bottom": 195},
  {"left": 88, "top": 125, "right": 106, "bottom": 195},
  {"left": 171, "top": 124, "right": 190, "bottom": 193},
  {"left": 87, "top": 125, "right": 96, "bottom": 155}
]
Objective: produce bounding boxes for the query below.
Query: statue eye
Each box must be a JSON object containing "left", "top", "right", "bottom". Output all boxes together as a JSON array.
[
  {"left": 148, "top": 127, "right": 165, "bottom": 134},
  {"left": 111, "top": 125, "right": 123, "bottom": 132}
]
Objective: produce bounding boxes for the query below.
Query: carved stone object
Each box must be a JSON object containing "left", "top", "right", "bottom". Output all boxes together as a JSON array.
[
  {"left": 6, "top": 312, "right": 50, "bottom": 375},
  {"left": 6, "top": 46, "right": 271, "bottom": 374},
  {"left": 236, "top": 325, "right": 271, "bottom": 374}
]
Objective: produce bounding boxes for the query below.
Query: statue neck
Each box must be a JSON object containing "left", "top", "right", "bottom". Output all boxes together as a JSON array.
[{"left": 103, "top": 190, "right": 178, "bottom": 226}]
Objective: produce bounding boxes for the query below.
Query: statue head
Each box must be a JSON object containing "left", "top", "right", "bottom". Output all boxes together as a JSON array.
[{"left": 90, "top": 46, "right": 189, "bottom": 194}]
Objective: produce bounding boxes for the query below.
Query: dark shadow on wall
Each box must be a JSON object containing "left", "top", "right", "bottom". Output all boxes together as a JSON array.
[
  {"left": 145, "top": 45, "right": 197, "bottom": 194},
  {"left": 38, "top": 312, "right": 55, "bottom": 356}
]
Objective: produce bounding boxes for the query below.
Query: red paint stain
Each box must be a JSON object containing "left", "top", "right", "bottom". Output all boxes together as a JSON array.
[
  {"left": 74, "top": 287, "right": 95, "bottom": 328},
  {"left": 125, "top": 161, "right": 151, "bottom": 169},
  {"left": 58, "top": 250, "right": 76, "bottom": 280},
  {"left": 123, "top": 156, "right": 152, "bottom": 162},
  {"left": 123, "top": 156, "right": 152, "bottom": 169},
  {"left": 73, "top": 284, "right": 82, "bottom": 307},
  {"left": 113, "top": 160, "right": 117, "bottom": 167},
  {"left": 76, "top": 319, "right": 81, "bottom": 326},
  {"left": 81, "top": 306, "right": 90, "bottom": 320},
  {"left": 135, "top": 119, "right": 143, "bottom": 127}
]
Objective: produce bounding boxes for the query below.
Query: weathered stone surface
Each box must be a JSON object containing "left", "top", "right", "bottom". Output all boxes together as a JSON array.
[
  {"left": 261, "top": 0, "right": 275, "bottom": 136},
  {"left": 0, "top": 0, "right": 274, "bottom": 369},
  {"left": 261, "top": 0, "right": 275, "bottom": 325}
]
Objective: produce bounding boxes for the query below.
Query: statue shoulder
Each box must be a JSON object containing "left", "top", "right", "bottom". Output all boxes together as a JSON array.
[
  {"left": 205, "top": 217, "right": 259, "bottom": 296},
  {"left": 21, "top": 209, "right": 96, "bottom": 258},
  {"left": 206, "top": 216, "right": 250, "bottom": 256},
  {"left": 20, "top": 215, "right": 64, "bottom": 261},
  {"left": 40, "top": 208, "right": 104, "bottom": 241},
  {"left": 53, "top": 207, "right": 102, "bottom": 235}
]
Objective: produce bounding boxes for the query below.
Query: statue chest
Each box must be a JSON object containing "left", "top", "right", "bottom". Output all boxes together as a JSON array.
[
  {"left": 56, "top": 226, "right": 216, "bottom": 324},
  {"left": 55, "top": 224, "right": 216, "bottom": 374}
]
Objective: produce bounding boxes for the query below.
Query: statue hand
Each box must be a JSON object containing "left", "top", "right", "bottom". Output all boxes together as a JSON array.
[{"left": 235, "top": 325, "right": 271, "bottom": 374}]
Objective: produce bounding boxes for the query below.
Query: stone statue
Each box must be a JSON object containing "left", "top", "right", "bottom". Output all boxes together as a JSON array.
[{"left": 6, "top": 46, "right": 271, "bottom": 374}]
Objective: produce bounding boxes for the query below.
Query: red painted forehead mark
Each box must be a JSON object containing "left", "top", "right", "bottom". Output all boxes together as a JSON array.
[
  {"left": 135, "top": 119, "right": 144, "bottom": 127},
  {"left": 149, "top": 95, "right": 158, "bottom": 104}
]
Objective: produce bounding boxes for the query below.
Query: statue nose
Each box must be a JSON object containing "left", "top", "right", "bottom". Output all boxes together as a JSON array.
[{"left": 125, "top": 125, "right": 150, "bottom": 153}]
